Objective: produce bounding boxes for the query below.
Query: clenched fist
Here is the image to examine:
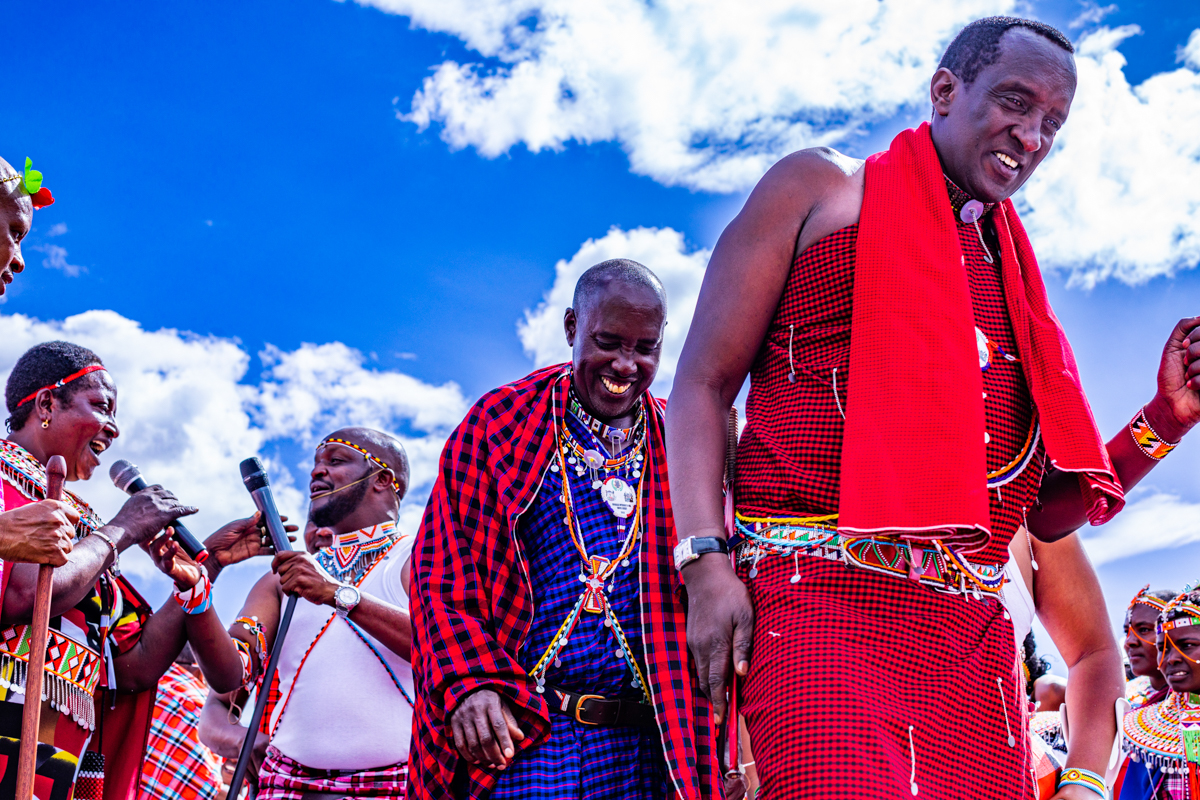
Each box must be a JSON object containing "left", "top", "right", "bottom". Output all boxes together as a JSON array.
[{"left": 0, "top": 501, "right": 78, "bottom": 566}]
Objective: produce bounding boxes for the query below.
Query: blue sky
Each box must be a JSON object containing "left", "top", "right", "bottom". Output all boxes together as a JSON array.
[{"left": 4, "top": 0, "right": 1200, "bottom": 661}]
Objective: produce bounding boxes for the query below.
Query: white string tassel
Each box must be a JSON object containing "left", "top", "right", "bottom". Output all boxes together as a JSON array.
[
  {"left": 787, "top": 325, "right": 797, "bottom": 384},
  {"left": 907, "top": 724, "right": 919, "bottom": 796},
  {"left": 832, "top": 368, "right": 846, "bottom": 420},
  {"left": 790, "top": 550, "right": 801, "bottom": 584},
  {"left": 996, "top": 676, "right": 1015, "bottom": 747},
  {"left": 1025, "top": 525, "right": 1039, "bottom": 571},
  {"left": 971, "top": 215, "right": 995, "bottom": 264}
]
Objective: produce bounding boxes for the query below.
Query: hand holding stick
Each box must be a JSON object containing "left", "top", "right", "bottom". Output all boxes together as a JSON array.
[{"left": 16, "top": 454, "right": 68, "bottom": 800}]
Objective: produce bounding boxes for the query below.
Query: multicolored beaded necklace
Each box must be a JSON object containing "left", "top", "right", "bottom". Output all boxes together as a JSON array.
[
  {"left": 314, "top": 521, "right": 399, "bottom": 586},
  {"left": 526, "top": 382, "right": 651, "bottom": 702},
  {"left": 0, "top": 440, "right": 103, "bottom": 536}
]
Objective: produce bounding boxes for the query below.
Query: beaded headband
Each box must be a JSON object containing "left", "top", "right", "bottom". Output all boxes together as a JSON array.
[
  {"left": 1159, "top": 591, "right": 1200, "bottom": 634},
  {"left": 315, "top": 438, "right": 401, "bottom": 493},
  {"left": 15, "top": 364, "right": 107, "bottom": 408},
  {"left": 2, "top": 157, "right": 55, "bottom": 209},
  {"left": 1128, "top": 584, "right": 1172, "bottom": 625}
]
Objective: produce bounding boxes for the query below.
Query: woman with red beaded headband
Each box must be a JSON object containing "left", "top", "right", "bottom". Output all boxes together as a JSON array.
[
  {"left": 1124, "top": 586, "right": 1178, "bottom": 711},
  {"left": 0, "top": 341, "right": 296, "bottom": 800},
  {"left": 1114, "top": 591, "right": 1200, "bottom": 799}
]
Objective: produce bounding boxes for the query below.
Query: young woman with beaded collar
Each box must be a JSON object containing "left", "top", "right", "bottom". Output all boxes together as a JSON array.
[
  {"left": 0, "top": 341, "right": 287, "bottom": 800},
  {"left": 1115, "top": 591, "right": 1200, "bottom": 799}
]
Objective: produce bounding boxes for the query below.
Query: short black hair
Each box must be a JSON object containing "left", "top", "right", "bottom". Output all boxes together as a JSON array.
[
  {"left": 323, "top": 427, "right": 411, "bottom": 501},
  {"left": 940, "top": 16, "right": 1074, "bottom": 85},
  {"left": 571, "top": 259, "right": 666, "bottom": 317},
  {"left": 5, "top": 341, "right": 104, "bottom": 432},
  {"left": 1022, "top": 630, "right": 1051, "bottom": 700}
]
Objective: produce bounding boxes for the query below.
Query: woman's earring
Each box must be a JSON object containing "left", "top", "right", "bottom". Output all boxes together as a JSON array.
[{"left": 41, "top": 418, "right": 50, "bottom": 429}]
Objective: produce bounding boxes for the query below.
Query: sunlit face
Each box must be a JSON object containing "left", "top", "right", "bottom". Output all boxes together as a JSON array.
[
  {"left": 934, "top": 28, "right": 1077, "bottom": 203},
  {"left": 0, "top": 190, "right": 32, "bottom": 297},
  {"left": 565, "top": 281, "right": 665, "bottom": 427},
  {"left": 29, "top": 371, "right": 120, "bottom": 481},
  {"left": 1161, "top": 624, "right": 1200, "bottom": 694},
  {"left": 308, "top": 440, "right": 377, "bottom": 528},
  {"left": 1125, "top": 604, "right": 1165, "bottom": 680}
]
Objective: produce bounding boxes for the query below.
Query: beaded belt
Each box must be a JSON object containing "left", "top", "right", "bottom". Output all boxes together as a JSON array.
[
  {"left": 733, "top": 515, "right": 1006, "bottom": 600},
  {"left": 0, "top": 624, "right": 101, "bottom": 730}
]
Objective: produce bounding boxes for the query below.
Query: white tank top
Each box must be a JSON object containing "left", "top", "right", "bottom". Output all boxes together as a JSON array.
[{"left": 269, "top": 533, "right": 416, "bottom": 770}]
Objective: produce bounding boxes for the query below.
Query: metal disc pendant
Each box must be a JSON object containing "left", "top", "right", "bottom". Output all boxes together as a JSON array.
[
  {"left": 583, "top": 449, "right": 606, "bottom": 469},
  {"left": 960, "top": 199, "right": 985, "bottom": 223}
]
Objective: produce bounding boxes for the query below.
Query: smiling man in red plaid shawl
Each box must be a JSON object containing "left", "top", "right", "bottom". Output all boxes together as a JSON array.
[{"left": 410, "top": 260, "right": 722, "bottom": 800}]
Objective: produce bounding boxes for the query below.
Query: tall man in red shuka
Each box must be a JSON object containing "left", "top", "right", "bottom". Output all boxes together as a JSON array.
[
  {"left": 668, "top": 16, "right": 1200, "bottom": 800},
  {"left": 410, "top": 260, "right": 721, "bottom": 799}
]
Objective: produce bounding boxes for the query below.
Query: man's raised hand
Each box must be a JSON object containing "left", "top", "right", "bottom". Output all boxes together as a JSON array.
[
  {"left": 1146, "top": 315, "right": 1200, "bottom": 443},
  {"left": 0, "top": 501, "right": 77, "bottom": 565},
  {"left": 203, "top": 512, "right": 299, "bottom": 579},
  {"left": 682, "top": 552, "right": 754, "bottom": 727},
  {"left": 450, "top": 689, "right": 525, "bottom": 770}
]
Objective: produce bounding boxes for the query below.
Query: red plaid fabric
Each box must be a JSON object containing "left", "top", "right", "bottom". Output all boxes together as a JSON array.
[
  {"left": 259, "top": 746, "right": 407, "bottom": 799},
  {"left": 409, "top": 365, "right": 719, "bottom": 800},
  {"left": 839, "top": 123, "right": 1121, "bottom": 544},
  {"left": 137, "top": 663, "right": 222, "bottom": 800}
]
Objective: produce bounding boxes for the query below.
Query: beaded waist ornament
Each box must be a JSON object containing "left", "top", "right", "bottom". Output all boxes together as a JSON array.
[
  {"left": 732, "top": 513, "right": 1006, "bottom": 600},
  {"left": 0, "top": 625, "right": 102, "bottom": 730}
]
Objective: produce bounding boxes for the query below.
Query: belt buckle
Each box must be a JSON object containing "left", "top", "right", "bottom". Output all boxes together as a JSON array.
[{"left": 574, "top": 694, "right": 605, "bottom": 725}]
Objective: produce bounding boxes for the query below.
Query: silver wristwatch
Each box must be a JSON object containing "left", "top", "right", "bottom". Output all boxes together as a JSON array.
[
  {"left": 334, "top": 585, "right": 361, "bottom": 619},
  {"left": 673, "top": 536, "right": 729, "bottom": 571}
]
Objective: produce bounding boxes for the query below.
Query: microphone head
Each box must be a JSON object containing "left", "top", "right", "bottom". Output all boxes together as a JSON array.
[
  {"left": 109, "top": 459, "right": 142, "bottom": 492},
  {"left": 240, "top": 457, "right": 270, "bottom": 492}
]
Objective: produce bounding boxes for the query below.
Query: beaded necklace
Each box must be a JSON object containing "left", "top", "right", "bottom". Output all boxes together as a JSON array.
[
  {"left": 526, "top": 384, "right": 651, "bottom": 701},
  {"left": 0, "top": 440, "right": 103, "bottom": 536},
  {"left": 314, "top": 521, "right": 398, "bottom": 586}
]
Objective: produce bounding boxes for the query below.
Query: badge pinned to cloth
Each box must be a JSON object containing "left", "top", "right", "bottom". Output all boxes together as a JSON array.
[{"left": 601, "top": 477, "right": 636, "bottom": 519}]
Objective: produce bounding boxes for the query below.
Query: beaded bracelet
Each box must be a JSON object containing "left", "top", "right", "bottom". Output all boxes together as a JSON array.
[
  {"left": 89, "top": 531, "right": 120, "bottom": 576},
  {"left": 173, "top": 572, "right": 213, "bottom": 614},
  {"left": 1130, "top": 406, "right": 1179, "bottom": 461},
  {"left": 235, "top": 616, "right": 268, "bottom": 668},
  {"left": 1058, "top": 767, "right": 1108, "bottom": 799}
]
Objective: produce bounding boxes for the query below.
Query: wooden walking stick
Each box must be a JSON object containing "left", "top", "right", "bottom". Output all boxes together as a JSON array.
[{"left": 15, "top": 454, "right": 67, "bottom": 800}]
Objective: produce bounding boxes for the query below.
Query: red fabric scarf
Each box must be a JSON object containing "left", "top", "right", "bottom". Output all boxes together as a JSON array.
[{"left": 839, "top": 123, "right": 1123, "bottom": 549}]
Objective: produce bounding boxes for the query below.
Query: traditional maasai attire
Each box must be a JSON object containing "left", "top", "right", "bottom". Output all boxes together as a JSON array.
[
  {"left": 731, "top": 123, "right": 1122, "bottom": 798},
  {"left": 410, "top": 366, "right": 720, "bottom": 800},
  {"left": 1115, "top": 693, "right": 1200, "bottom": 800},
  {"left": 1130, "top": 677, "right": 1172, "bottom": 712},
  {"left": 137, "top": 662, "right": 222, "bottom": 800},
  {"left": 0, "top": 440, "right": 156, "bottom": 800},
  {"left": 256, "top": 522, "right": 415, "bottom": 800}
]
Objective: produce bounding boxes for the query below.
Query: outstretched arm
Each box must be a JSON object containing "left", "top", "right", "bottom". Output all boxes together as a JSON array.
[
  {"left": 667, "top": 150, "right": 854, "bottom": 726},
  {"left": 1029, "top": 316, "right": 1200, "bottom": 540},
  {"left": 1025, "top": 532, "right": 1124, "bottom": 799}
]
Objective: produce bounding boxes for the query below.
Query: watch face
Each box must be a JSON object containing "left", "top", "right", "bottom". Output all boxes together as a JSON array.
[{"left": 337, "top": 587, "right": 357, "bottom": 605}]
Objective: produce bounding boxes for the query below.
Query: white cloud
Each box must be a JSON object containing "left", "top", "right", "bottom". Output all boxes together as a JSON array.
[
  {"left": 0, "top": 310, "right": 468, "bottom": 606},
  {"left": 518, "top": 226, "right": 709, "bottom": 396},
  {"left": 33, "top": 244, "right": 83, "bottom": 277},
  {"left": 1080, "top": 492, "right": 1200, "bottom": 566},
  {"left": 370, "top": 0, "right": 1013, "bottom": 193},
  {"left": 1069, "top": 2, "right": 1117, "bottom": 29},
  {"left": 46, "top": 223, "right": 67, "bottom": 237},
  {"left": 1020, "top": 26, "right": 1200, "bottom": 287}
]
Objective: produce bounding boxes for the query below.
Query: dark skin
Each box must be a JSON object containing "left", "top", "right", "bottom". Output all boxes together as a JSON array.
[
  {"left": 209, "top": 429, "right": 414, "bottom": 724},
  {"left": 1125, "top": 604, "right": 1168, "bottom": 691},
  {"left": 1161, "top": 626, "right": 1200, "bottom": 694},
  {"left": 666, "top": 28, "right": 1199, "bottom": 799},
  {"left": 450, "top": 278, "right": 666, "bottom": 771},
  {"left": 2, "top": 370, "right": 286, "bottom": 716},
  {"left": 0, "top": 161, "right": 31, "bottom": 297}
]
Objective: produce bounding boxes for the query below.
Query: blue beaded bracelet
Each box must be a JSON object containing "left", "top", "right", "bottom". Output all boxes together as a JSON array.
[{"left": 1058, "top": 767, "right": 1108, "bottom": 799}]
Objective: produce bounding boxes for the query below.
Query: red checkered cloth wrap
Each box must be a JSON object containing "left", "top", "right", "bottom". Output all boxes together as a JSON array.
[
  {"left": 137, "top": 662, "right": 222, "bottom": 800},
  {"left": 840, "top": 122, "right": 1122, "bottom": 548},
  {"left": 408, "top": 365, "right": 719, "bottom": 800},
  {"left": 258, "top": 746, "right": 407, "bottom": 799}
]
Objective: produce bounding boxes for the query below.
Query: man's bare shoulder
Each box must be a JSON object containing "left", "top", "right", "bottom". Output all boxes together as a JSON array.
[{"left": 764, "top": 147, "right": 864, "bottom": 192}]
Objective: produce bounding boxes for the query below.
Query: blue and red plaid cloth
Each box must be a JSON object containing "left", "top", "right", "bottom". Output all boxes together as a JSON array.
[
  {"left": 490, "top": 404, "right": 667, "bottom": 798},
  {"left": 137, "top": 662, "right": 222, "bottom": 800},
  {"left": 409, "top": 365, "right": 720, "bottom": 800}
]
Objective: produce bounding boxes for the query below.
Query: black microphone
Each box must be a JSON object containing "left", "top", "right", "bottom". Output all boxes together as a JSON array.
[
  {"left": 109, "top": 459, "right": 208, "bottom": 563},
  {"left": 239, "top": 458, "right": 294, "bottom": 553}
]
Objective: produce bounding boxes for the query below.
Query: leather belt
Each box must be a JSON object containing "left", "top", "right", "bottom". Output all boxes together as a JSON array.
[{"left": 545, "top": 685, "right": 657, "bottom": 729}]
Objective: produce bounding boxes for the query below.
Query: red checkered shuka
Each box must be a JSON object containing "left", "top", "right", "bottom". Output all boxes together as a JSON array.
[
  {"left": 408, "top": 365, "right": 720, "bottom": 800},
  {"left": 734, "top": 171, "right": 1049, "bottom": 797},
  {"left": 137, "top": 662, "right": 223, "bottom": 800},
  {"left": 258, "top": 746, "right": 407, "bottom": 800}
]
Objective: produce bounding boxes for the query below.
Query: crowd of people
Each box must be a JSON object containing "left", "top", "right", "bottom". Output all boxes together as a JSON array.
[{"left": 0, "top": 12, "right": 1198, "bottom": 800}]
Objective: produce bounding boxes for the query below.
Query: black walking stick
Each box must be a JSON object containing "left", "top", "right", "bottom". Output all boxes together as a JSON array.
[{"left": 228, "top": 458, "right": 298, "bottom": 800}]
